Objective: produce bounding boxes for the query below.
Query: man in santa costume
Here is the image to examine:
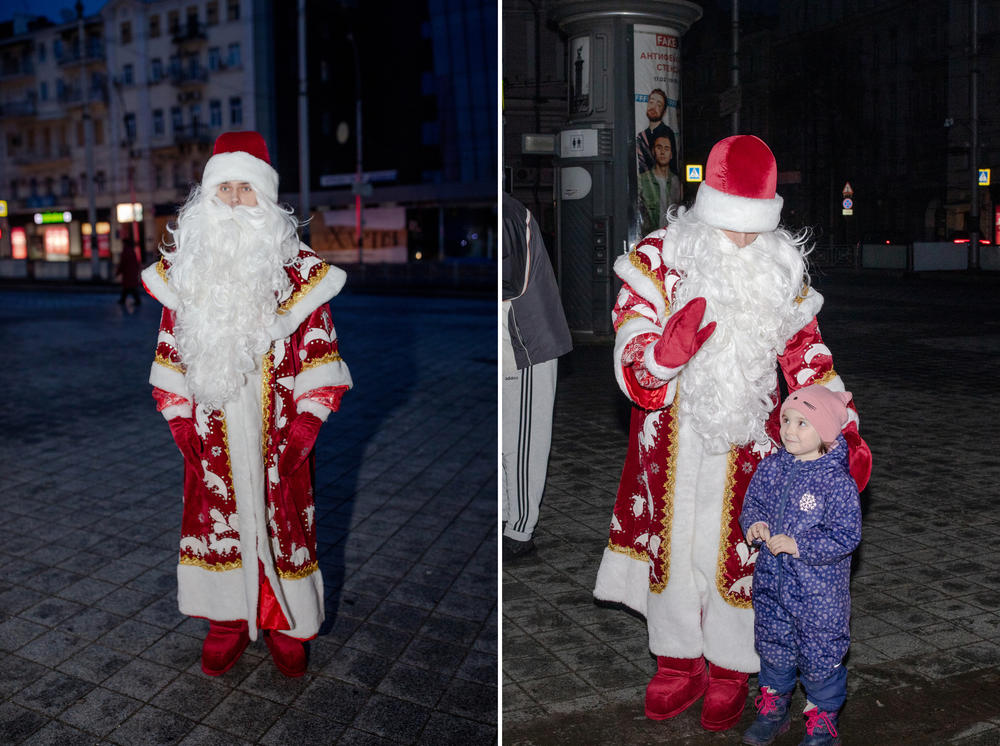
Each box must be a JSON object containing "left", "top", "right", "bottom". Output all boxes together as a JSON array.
[
  {"left": 593, "top": 135, "right": 870, "bottom": 730},
  {"left": 142, "top": 131, "right": 352, "bottom": 677}
]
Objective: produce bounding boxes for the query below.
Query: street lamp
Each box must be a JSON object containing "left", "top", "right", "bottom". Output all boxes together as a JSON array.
[{"left": 347, "top": 32, "right": 363, "bottom": 264}]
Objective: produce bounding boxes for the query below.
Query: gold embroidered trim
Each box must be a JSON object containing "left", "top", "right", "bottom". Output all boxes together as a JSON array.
[
  {"left": 278, "top": 263, "right": 329, "bottom": 315},
  {"left": 629, "top": 250, "right": 667, "bottom": 307},
  {"left": 300, "top": 351, "right": 342, "bottom": 371},
  {"left": 179, "top": 555, "right": 243, "bottom": 572},
  {"left": 650, "top": 391, "right": 680, "bottom": 594},
  {"left": 813, "top": 368, "right": 838, "bottom": 385},
  {"left": 156, "top": 258, "right": 168, "bottom": 284},
  {"left": 261, "top": 350, "right": 273, "bottom": 461},
  {"left": 794, "top": 282, "right": 810, "bottom": 304},
  {"left": 154, "top": 351, "right": 185, "bottom": 373},
  {"left": 278, "top": 561, "right": 318, "bottom": 580},
  {"left": 219, "top": 415, "right": 236, "bottom": 504},
  {"left": 606, "top": 539, "right": 649, "bottom": 562},
  {"left": 716, "top": 450, "right": 753, "bottom": 609}
]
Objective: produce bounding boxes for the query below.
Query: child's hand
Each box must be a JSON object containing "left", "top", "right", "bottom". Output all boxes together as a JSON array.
[
  {"left": 745, "top": 522, "right": 771, "bottom": 543},
  {"left": 767, "top": 534, "right": 799, "bottom": 557}
]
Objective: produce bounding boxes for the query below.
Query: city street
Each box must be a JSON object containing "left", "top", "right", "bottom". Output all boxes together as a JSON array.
[
  {"left": 0, "top": 285, "right": 497, "bottom": 744},
  {"left": 503, "top": 270, "right": 1000, "bottom": 745}
]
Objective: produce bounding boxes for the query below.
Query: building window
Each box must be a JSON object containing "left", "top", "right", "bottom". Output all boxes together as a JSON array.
[
  {"left": 186, "top": 5, "right": 199, "bottom": 30},
  {"left": 229, "top": 96, "right": 242, "bottom": 125},
  {"left": 189, "top": 103, "right": 201, "bottom": 128},
  {"left": 171, "top": 106, "right": 183, "bottom": 132},
  {"left": 208, "top": 47, "right": 220, "bottom": 70},
  {"left": 209, "top": 99, "right": 221, "bottom": 127},
  {"left": 168, "top": 10, "right": 179, "bottom": 34},
  {"left": 227, "top": 42, "right": 240, "bottom": 67},
  {"left": 151, "top": 58, "right": 163, "bottom": 82},
  {"left": 206, "top": 1, "right": 219, "bottom": 25},
  {"left": 94, "top": 119, "right": 103, "bottom": 145},
  {"left": 150, "top": 14, "right": 160, "bottom": 38},
  {"left": 173, "top": 163, "right": 183, "bottom": 188},
  {"left": 227, "top": 0, "right": 240, "bottom": 21},
  {"left": 122, "top": 64, "right": 134, "bottom": 85},
  {"left": 169, "top": 54, "right": 180, "bottom": 77},
  {"left": 40, "top": 81, "right": 48, "bottom": 100},
  {"left": 121, "top": 21, "right": 132, "bottom": 45},
  {"left": 10, "top": 179, "right": 18, "bottom": 199},
  {"left": 95, "top": 171, "right": 106, "bottom": 193},
  {"left": 60, "top": 175, "right": 70, "bottom": 196},
  {"left": 124, "top": 113, "right": 137, "bottom": 141},
  {"left": 53, "top": 39, "right": 63, "bottom": 60},
  {"left": 153, "top": 109, "right": 164, "bottom": 135},
  {"left": 38, "top": 42, "right": 46, "bottom": 62}
]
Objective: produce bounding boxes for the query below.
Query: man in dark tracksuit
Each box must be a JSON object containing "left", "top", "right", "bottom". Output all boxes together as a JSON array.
[{"left": 502, "top": 194, "right": 572, "bottom": 559}]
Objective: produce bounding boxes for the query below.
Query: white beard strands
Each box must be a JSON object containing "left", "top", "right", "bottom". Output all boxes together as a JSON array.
[
  {"left": 667, "top": 209, "right": 810, "bottom": 453},
  {"left": 165, "top": 188, "right": 301, "bottom": 412}
]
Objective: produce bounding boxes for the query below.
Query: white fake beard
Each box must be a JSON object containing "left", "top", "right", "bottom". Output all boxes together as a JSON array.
[
  {"left": 668, "top": 211, "right": 809, "bottom": 453},
  {"left": 165, "top": 192, "right": 300, "bottom": 411}
]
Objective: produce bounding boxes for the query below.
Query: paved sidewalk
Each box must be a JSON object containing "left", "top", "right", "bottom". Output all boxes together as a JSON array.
[
  {"left": 0, "top": 287, "right": 497, "bottom": 744},
  {"left": 503, "top": 271, "right": 1000, "bottom": 745}
]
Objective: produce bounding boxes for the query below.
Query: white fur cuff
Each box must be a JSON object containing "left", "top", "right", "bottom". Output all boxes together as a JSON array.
[
  {"left": 296, "top": 399, "right": 331, "bottom": 422},
  {"left": 161, "top": 403, "right": 192, "bottom": 420}
]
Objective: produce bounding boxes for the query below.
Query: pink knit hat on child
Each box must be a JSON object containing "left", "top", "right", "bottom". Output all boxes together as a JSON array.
[{"left": 780, "top": 385, "right": 853, "bottom": 444}]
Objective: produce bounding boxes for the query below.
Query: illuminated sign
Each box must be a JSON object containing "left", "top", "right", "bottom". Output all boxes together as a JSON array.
[
  {"left": 686, "top": 165, "right": 703, "bottom": 182},
  {"left": 0, "top": 200, "right": 7, "bottom": 217},
  {"left": 979, "top": 169, "right": 991, "bottom": 187},
  {"left": 116, "top": 202, "right": 144, "bottom": 222},
  {"left": 34, "top": 211, "right": 72, "bottom": 224}
]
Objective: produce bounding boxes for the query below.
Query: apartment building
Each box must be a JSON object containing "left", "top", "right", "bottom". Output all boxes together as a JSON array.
[{"left": 0, "top": 0, "right": 270, "bottom": 271}]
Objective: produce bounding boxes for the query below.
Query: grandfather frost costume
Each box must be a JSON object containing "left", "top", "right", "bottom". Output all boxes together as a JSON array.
[
  {"left": 143, "top": 131, "right": 352, "bottom": 676},
  {"left": 592, "top": 136, "right": 870, "bottom": 731}
]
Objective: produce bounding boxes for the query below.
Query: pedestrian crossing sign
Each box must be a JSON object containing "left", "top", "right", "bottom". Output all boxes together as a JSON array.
[
  {"left": 0, "top": 200, "right": 6, "bottom": 217},
  {"left": 686, "top": 165, "right": 703, "bottom": 182},
  {"left": 979, "top": 169, "right": 991, "bottom": 186}
]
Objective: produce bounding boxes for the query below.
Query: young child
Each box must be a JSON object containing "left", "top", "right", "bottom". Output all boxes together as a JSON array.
[{"left": 739, "top": 384, "right": 862, "bottom": 746}]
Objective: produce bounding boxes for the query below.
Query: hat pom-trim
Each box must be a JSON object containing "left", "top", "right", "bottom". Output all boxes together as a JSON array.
[
  {"left": 692, "top": 181, "right": 783, "bottom": 234},
  {"left": 201, "top": 151, "right": 279, "bottom": 202}
]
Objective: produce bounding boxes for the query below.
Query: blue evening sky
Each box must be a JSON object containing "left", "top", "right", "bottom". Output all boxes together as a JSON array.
[{"left": 1, "top": 0, "right": 107, "bottom": 25}]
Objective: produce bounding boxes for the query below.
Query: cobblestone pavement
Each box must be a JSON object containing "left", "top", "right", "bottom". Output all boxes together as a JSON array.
[
  {"left": 0, "top": 287, "right": 497, "bottom": 745},
  {"left": 503, "top": 271, "right": 1000, "bottom": 745}
]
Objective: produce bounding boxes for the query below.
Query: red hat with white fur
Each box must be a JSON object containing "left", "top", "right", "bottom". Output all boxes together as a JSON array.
[
  {"left": 691, "top": 135, "right": 783, "bottom": 233},
  {"left": 201, "top": 131, "right": 279, "bottom": 202}
]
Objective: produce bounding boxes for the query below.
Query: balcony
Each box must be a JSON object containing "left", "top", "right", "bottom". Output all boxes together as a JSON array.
[
  {"left": 169, "top": 65, "right": 208, "bottom": 86},
  {"left": 0, "top": 98, "right": 37, "bottom": 117},
  {"left": 0, "top": 60, "right": 35, "bottom": 79},
  {"left": 172, "top": 20, "right": 207, "bottom": 44},
  {"left": 174, "top": 122, "right": 212, "bottom": 145},
  {"left": 56, "top": 82, "right": 109, "bottom": 106},
  {"left": 57, "top": 42, "right": 106, "bottom": 67}
]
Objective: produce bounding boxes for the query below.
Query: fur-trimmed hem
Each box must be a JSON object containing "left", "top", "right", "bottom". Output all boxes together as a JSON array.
[
  {"left": 295, "top": 399, "right": 330, "bottom": 421},
  {"left": 149, "top": 361, "right": 190, "bottom": 398},
  {"left": 266, "top": 262, "right": 347, "bottom": 342},
  {"left": 141, "top": 262, "right": 179, "bottom": 310},
  {"left": 593, "top": 547, "right": 651, "bottom": 617}
]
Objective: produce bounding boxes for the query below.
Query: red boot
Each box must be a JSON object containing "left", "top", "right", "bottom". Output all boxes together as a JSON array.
[
  {"left": 264, "top": 630, "right": 307, "bottom": 677},
  {"left": 700, "top": 662, "right": 749, "bottom": 731},
  {"left": 201, "top": 620, "right": 250, "bottom": 676},
  {"left": 645, "top": 656, "right": 709, "bottom": 720}
]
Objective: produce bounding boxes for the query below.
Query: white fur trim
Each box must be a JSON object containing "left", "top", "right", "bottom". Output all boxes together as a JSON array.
[
  {"left": 266, "top": 258, "right": 347, "bottom": 342},
  {"left": 692, "top": 181, "right": 784, "bottom": 233},
  {"left": 141, "top": 263, "right": 180, "bottom": 310},
  {"left": 593, "top": 547, "right": 652, "bottom": 615},
  {"left": 612, "top": 313, "right": 664, "bottom": 401},
  {"left": 149, "top": 360, "right": 190, "bottom": 398},
  {"left": 291, "top": 360, "right": 353, "bottom": 401},
  {"left": 795, "top": 288, "right": 824, "bottom": 326},
  {"left": 296, "top": 398, "right": 331, "bottom": 421},
  {"left": 161, "top": 403, "right": 192, "bottom": 420},
  {"left": 201, "top": 151, "right": 279, "bottom": 202},
  {"left": 613, "top": 251, "right": 666, "bottom": 322},
  {"left": 642, "top": 340, "right": 683, "bottom": 382}
]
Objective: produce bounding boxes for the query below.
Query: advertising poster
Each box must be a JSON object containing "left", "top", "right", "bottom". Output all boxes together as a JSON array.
[
  {"left": 569, "top": 35, "right": 590, "bottom": 115},
  {"left": 633, "top": 24, "right": 683, "bottom": 245}
]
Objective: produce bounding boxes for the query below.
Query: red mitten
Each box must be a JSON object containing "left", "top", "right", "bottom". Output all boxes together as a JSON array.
[
  {"left": 842, "top": 420, "right": 872, "bottom": 492},
  {"left": 279, "top": 412, "right": 323, "bottom": 477},
  {"left": 652, "top": 297, "right": 717, "bottom": 369},
  {"left": 168, "top": 417, "right": 204, "bottom": 478}
]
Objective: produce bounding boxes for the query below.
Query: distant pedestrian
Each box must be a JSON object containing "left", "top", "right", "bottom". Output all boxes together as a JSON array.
[
  {"left": 501, "top": 194, "right": 572, "bottom": 560},
  {"left": 739, "top": 385, "right": 862, "bottom": 745},
  {"left": 116, "top": 237, "right": 142, "bottom": 307},
  {"left": 142, "top": 131, "right": 353, "bottom": 677}
]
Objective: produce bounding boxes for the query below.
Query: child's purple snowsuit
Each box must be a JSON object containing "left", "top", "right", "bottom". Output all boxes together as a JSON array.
[{"left": 739, "top": 434, "right": 861, "bottom": 678}]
